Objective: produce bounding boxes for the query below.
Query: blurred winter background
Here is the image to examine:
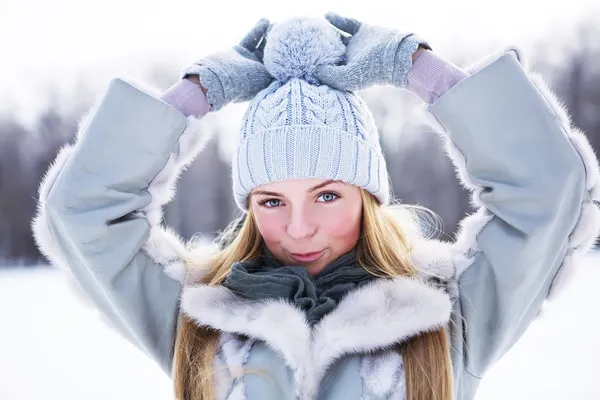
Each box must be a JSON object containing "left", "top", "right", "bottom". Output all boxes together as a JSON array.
[{"left": 1, "top": 0, "right": 600, "bottom": 399}]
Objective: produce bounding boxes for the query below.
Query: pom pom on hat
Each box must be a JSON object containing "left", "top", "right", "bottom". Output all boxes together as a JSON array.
[{"left": 263, "top": 17, "right": 346, "bottom": 85}]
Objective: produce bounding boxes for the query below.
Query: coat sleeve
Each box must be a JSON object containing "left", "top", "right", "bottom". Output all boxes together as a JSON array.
[
  {"left": 421, "top": 49, "right": 600, "bottom": 388},
  {"left": 31, "top": 78, "right": 212, "bottom": 376}
]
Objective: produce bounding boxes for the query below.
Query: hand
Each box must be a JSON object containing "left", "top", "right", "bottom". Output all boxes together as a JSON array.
[
  {"left": 412, "top": 46, "right": 428, "bottom": 63},
  {"left": 313, "top": 12, "right": 431, "bottom": 91},
  {"left": 182, "top": 18, "right": 274, "bottom": 111}
]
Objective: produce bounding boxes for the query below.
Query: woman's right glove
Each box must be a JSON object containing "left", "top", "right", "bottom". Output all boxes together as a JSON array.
[
  {"left": 314, "top": 12, "right": 431, "bottom": 91},
  {"left": 182, "top": 18, "right": 273, "bottom": 111}
]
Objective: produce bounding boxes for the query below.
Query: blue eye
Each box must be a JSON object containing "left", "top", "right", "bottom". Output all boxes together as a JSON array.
[
  {"left": 261, "top": 199, "right": 281, "bottom": 208},
  {"left": 259, "top": 193, "right": 339, "bottom": 208},
  {"left": 318, "top": 192, "right": 339, "bottom": 203}
]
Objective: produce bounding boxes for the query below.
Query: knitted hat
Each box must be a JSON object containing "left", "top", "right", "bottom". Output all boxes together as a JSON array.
[{"left": 232, "top": 17, "right": 390, "bottom": 211}]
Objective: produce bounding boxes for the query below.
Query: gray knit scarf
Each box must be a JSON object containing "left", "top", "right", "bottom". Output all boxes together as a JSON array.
[{"left": 222, "top": 245, "right": 377, "bottom": 326}]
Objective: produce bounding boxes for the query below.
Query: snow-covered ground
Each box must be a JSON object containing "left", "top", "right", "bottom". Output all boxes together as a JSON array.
[{"left": 1, "top": 253, "right": 599, "bottom": 399}]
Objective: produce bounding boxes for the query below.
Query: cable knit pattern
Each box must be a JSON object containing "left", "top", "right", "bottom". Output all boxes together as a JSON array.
[{"left": 233, "top": 78, "right": 389, "bottom": 210}]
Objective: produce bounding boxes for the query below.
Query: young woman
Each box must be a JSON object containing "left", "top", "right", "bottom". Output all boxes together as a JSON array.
[{"left": 32, "top": 13, "right": 600, "bottom": 400}]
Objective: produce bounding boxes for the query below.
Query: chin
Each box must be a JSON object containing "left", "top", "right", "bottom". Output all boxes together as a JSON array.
[
  {"left": 305, "top": 257, "right": 330, "bottom": 276},
  {"left": 305, "top": 263, "right": 326, "bottom": 276}
]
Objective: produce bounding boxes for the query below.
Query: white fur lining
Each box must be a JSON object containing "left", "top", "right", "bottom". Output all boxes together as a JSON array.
[
  {"left": 138, "top": 115, "right": 214, "bottom": 282},
  {"left": 140, "top": 116, "right": 208, "bottom": 226},
  {"left": 32, "top": 101, "right": 102, "bottom": 269},
  {"left": 360, "top": 351, "right": 405, "bottom": 399},
  {"left": 215, "top": 333, "right": 255, "bottom": 400},
  {"left": 182, "top": 284, "right": 313, "bottom": 398},
  {"left": 141, "top": 225, "right": 190, "bottom": 282},
  {"left": 419, "top": 46, "right": 600, "bottom": 300},
  {"left": 409, "top": 236, "right": 476, "bottom": 303},
  {"left": 31, "top": 144, "right": 75, "bottom": 269},
  {"left": 524, "top": 95, "right": 600, "bottom": 300},
  {"left": 32, "top": 107, "right": 115, "bottom": 319},
  {"left": 514, "top": 51, "right": 600, "bottom": 300},
  {"left": 180, "top": 276, "right": 451, "bottom": 399}
]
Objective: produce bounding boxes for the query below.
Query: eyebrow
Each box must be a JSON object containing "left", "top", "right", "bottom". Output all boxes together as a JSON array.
[
  {"left": 308, "top": 179, "right": 339, "bottom": 193},
  {"left": 252, "top": 180, "right": 340, "bottom": 197}
]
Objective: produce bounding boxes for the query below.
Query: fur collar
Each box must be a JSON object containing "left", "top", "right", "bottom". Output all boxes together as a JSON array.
[{"left": 180, "top": 274, "right": 451, "bottom": 399}]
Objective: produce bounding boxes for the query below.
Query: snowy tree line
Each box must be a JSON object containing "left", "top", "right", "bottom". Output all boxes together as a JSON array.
[{"left": 1, "top": 29, "right": 599, "bottom": 265}]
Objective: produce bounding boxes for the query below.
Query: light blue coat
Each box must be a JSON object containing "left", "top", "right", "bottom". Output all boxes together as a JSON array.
[{"left": 32, "top": 48, "right": 600, "bottom": 399}]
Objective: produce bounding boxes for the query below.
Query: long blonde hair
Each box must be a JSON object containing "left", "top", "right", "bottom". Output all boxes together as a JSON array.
[{"left": 173, "top": 190, "right": 453, "bottom": 400}]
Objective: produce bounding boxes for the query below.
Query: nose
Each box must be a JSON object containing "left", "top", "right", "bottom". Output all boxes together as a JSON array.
[{"left": 286, "top": 207, "right": 317, "bottom": 240}]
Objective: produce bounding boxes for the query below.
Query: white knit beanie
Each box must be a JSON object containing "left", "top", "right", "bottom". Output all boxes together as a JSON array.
[{"left": 232, "top": 17, "right": 390, "bottom": 211}]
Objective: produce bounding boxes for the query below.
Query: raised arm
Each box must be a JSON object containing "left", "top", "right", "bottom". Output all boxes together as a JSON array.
[
  {"left": 32, "top": 77, "right": 211, "bottom": 375},
  {"left": 31, "top": 18, "right": 274, "bottom": 376},
  {"left": 418, "top": 48, "right": 600, "bottom": 398}
]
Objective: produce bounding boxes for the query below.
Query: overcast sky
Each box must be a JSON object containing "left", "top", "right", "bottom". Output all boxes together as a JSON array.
[{"left": 1, "top": 0, "right": 598, "bottom": 124}]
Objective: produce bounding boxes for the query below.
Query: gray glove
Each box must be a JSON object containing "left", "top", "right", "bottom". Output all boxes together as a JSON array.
[
  {"left": 314, "top": 12, "right": 431, "bottom": 91},
  {"left": 182, "top": 18, "right": 274, "bottom": 111}
]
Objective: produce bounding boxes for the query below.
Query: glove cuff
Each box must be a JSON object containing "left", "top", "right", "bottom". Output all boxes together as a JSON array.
[{"left": 160, "top": 79, "right": 212, "bottom": 117}]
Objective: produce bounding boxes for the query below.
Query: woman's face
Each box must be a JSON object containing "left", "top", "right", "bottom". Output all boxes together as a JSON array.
[{"left": 250, "top": 179, "right": 363, "bottom": 275}]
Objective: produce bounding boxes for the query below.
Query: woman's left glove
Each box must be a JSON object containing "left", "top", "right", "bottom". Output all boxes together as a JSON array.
[
  {"left": 182, "top": 18, "right": 273, "bottom": 111},
  {"left": 314, "top": 12, "right": 431, "bottom": 91}
]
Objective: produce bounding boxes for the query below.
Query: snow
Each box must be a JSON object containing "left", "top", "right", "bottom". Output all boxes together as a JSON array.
[{"left": 1, "top": 253, "right": 599, "bottom": 399}]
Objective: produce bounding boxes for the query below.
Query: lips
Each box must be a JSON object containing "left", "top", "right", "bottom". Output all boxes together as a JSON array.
[{"left": 290, "top": 250, "right": 324, "bottom": 263}]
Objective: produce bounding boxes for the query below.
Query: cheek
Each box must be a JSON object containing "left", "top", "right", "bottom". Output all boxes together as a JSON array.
[
  {"left": 253, "top": 210, "right": 286, "bottom": 244},
  {"left": 318, "top": 204, "right": 361, "bottom": 242}
]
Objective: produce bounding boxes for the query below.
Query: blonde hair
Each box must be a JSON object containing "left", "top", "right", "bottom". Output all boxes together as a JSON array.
[{"left": 173, "top": 189, "right": 453, "bottom": 400}]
